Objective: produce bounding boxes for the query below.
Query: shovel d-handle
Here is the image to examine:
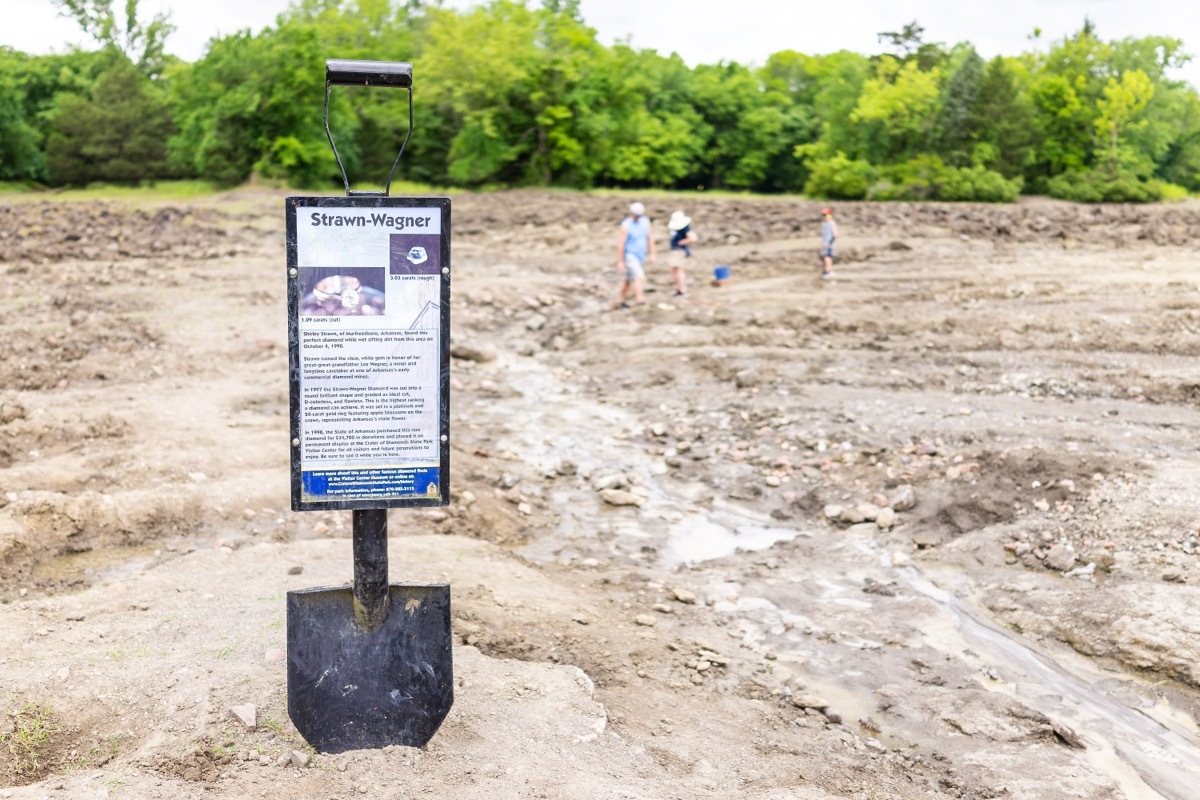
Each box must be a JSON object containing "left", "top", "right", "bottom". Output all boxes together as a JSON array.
[
  {"left": 352, "top": 509, "right": 389, "bottom": 630},
  {"left": 323, "top": 58, "right": 414, "bottom": 198}
]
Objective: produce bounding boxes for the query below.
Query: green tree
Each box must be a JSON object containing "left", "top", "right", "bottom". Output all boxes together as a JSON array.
[
  {"left": 974, "top": 57, "right": 1036, "bottom": 179},
  {"left": 851, "top": 56, "right": 943, "bottom": 163},
  {"left": 0, "top": 74, "right": 47, "bottom": 181},
  {"left": 935, "top": 47, "right": 984, "bottom": 166},
  {"left": 1028, "top": 73, "right": 1090, "bottom": 180},
  {"left": 52, "top": 0, "right": 175, "bottom": 78},
  {"left": 167, "top": 21, "right": 340, "bottom": 187},
  {"left": 44, "top": 56, "right": 176, "bottom": 184},
  {"left": 1093, "top": 69, "right": 1154, "bottom": 177}
]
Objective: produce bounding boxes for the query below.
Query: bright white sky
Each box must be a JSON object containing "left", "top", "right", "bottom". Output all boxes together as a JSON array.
[{"left": 5, "top": 0, "right": 1200, "bottom": 89}]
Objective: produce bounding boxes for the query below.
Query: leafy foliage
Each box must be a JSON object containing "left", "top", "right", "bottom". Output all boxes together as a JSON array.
[
  {"left": 3, "top": 6, "right": 1199, "bottom": 201},
  {"left": 45, "top": 56, "right": 177, "bottom": 185},
  {"left": 52, "top": 0, "right": 175, "bottom": 78},
  {"left": 801, "top": 151, "right": 876, "bottom": 199},
  {"left": 1046, "top": 169, "right": 1166, "bottom": 202}
]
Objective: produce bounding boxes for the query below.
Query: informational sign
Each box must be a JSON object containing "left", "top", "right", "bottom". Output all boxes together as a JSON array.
[{"left": 286, "top": 196, "right": 450, "bottom": 510}]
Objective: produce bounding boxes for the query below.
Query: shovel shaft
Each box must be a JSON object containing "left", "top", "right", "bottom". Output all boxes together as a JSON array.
[{"left": 352, "top": 509, "right": 389, "bottom": 629}]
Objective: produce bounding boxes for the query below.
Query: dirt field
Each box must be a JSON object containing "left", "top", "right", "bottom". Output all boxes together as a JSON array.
[{"left": 2, "top": 188, "right": 1200, "bottom": 799}]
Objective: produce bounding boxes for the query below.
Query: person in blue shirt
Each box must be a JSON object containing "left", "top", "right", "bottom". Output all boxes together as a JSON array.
[
  {"left": 820, "top": 207, "right": 838, "bottom": 279},
  {"left": 667, "top": 210, "right": 697, "bottom": 297},
  {"left": 615, "top": 201, "right": 655, "bottom": 309}
]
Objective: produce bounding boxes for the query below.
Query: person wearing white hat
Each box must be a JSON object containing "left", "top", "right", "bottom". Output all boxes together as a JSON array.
[
  {"left": 615, "top": 201, "right": 655, "bottom": 309},
  {"left": 666, "top": 210, "right": 696, "bottom": 297}
]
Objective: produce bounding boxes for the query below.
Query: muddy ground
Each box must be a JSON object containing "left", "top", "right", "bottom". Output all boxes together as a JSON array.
[{"left": 2, "top": 188, "right": 1200, "bottom": 799}]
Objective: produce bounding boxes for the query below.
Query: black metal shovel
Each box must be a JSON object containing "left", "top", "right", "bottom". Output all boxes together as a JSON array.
[
  {"left": 285, "top": 59, "right": 453, "bottom": 753},
  {"left": 287, "top": 510, "right": 453, "bottom": 753}
]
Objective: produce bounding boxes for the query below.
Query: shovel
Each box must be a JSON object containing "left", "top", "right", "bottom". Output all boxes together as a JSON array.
[
  {"left": 286, "top": 59, "right": 453, "bottom": 754},
  {"left": 287, "top": 509, "right": 453, "bottom": 753}
]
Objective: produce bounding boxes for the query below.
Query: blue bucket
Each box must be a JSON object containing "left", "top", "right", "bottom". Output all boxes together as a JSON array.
[{"left": 713, "top": 265, "right": 731, "bottom": 281}]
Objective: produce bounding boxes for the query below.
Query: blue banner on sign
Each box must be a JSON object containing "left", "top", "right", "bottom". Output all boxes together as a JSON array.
[{"left": 302, "top": 467, "right": 440, "bottom": 499}]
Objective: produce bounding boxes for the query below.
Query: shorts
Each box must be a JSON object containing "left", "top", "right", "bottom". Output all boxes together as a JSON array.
[
  {"left": 821, "top": 244, "right": 835, "bottom": 258},
  {"left": 667, "top": 250, "right": 686, "bottom": 268},
  {"left": 623, "top": 255, "right": 644, "bottom": 280}
]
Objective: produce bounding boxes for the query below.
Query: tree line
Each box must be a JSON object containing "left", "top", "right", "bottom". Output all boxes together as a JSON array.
[{"left": 2, "top": 1, "right": 1198, "bottom": 202}]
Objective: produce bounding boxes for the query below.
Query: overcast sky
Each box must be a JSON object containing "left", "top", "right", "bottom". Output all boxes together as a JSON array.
[{"left": 5, "top": 0, "right": 1199, "bottom": 88}]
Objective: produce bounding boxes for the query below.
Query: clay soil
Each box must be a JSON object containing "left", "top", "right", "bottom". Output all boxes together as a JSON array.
[{"left": 2, "top": 188, "right": 1200, "bottom": 800}]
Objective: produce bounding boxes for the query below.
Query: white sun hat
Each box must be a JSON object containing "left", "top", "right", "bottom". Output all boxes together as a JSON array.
[
  {"left": 668, "top": 210, "right": 691, "bottom": 231},
  {"left": 629, "top": 201, "right": 646, "bottom": 216}
]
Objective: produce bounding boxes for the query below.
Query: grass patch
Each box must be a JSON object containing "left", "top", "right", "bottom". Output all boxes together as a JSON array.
[
  {"left": 2, "top": 702, "right": 62, "bottom": 780},
  {"left": 0, "top": 180, "right": 223, "bottom": 204}
]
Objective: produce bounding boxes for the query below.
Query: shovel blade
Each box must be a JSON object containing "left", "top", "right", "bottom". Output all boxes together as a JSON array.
[{"left": 287, "top": 584, "right": 453, "bottom": 753}]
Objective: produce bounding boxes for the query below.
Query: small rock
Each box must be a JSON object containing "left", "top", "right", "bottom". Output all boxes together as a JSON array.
[
  {"left": 874, "top": 506, "right": 896, "bottom": 529},
  {"left": 592, "top": 473, "right": 628, "bottom": 491},
  {"left": 290, "top": 750, "right": 311, "bottom": 768},
  {"left": 839, "top": 505, "right": 867, "bottom": 524},
  {"left": 1064, "top": 563, "right": 1096, "bottom": 578},
  {"left": 823, "top": 504, "right": 844, "bottom": 520},
  {"left": 287, "top": 566, "right": 303, "bottom": 576},
  {"left": 56, "top": 667, "right": 70, "bottom": 683},
  {"left": 822, "top": 707, "right": 843, "bottom": 724},
  {"left": 229, "top": 704, "right": 257, "bottom": 732},
  {"left": 669, "top": 588, "right": 697, "bottom": 604},
  {"left": 634, "top": 614, "right": 656, "bottom": 627},
  {"left": 599, "top": 489, "right": 644, "bottom": 507},
  {"left": 0, "top": 400, "right": 27, "bottom": 424},
  {"left": 912, "top": 533, "right": 939, "bottom": 549},
  {"left": 264, "top": 648, "right": 286, "bottom": 663},
  {"left": 1044, "top": 544, "right": 1077, "bottom": 572},
  {"left": 862, "top": 578, "right": 897, "bottom": 596},
  {"left": 450, "top": 343, "right": 497, "bottom": 362},
  {"left": 765, "top": 476, "right": 782, "bottom": 488},
  {"left": 1051, "top": 719, "right": 1087, "bottom": 749},
  {"left": 889, "top": 484, "right": 917, "bottom": 511},
  {"left": 790, "top": 693, "right": 829, "bottom": 711},
  {"left": 652, "top": 603, "right": 673, "bottom": 614},
  {"left": 258, "top": 755, "right": 270, "bottom": 766},
  {"left": 276, "top": 754, "right": 291, "bottom": 768}
]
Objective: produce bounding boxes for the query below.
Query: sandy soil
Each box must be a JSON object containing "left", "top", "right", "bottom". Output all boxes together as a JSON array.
[{"left": 2, "top": 188, "right": 1200, "bottom": 799}]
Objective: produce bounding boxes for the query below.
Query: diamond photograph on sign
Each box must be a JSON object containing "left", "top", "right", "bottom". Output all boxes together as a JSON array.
[
  {"left": 390, "top": 233, "right": 441, "bottom": 275},
  {"left": 299, "top": 268, "right": 387, "bottom": 316}
]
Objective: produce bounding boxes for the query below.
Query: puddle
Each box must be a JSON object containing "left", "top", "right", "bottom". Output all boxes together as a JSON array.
[
  {"left": 661, "top": 514, "right": 805, "bottom": 566},
  {"left": 31, "top": 545, "right": 161, "bottom": 586}
]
